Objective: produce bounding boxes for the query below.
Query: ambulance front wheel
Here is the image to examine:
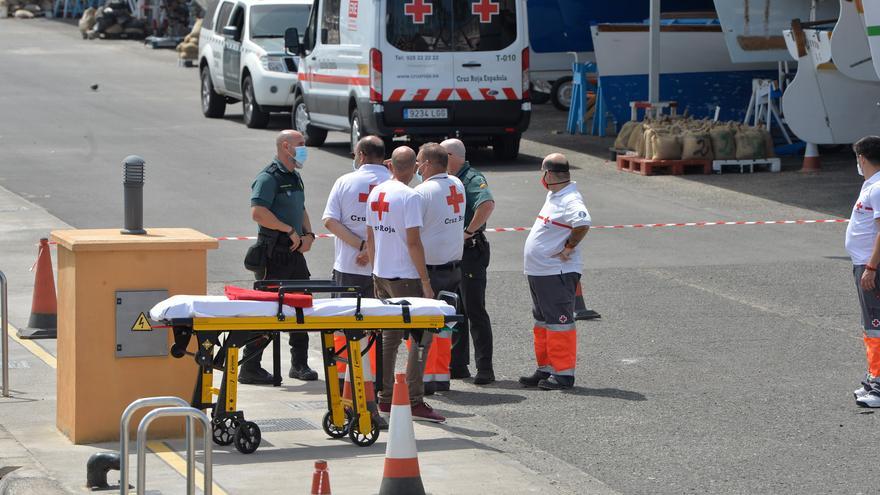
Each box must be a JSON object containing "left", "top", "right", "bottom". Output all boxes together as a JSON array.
[
  {"left": 322, "top": 409, "right": 353, "bottom": 439},
  {"left": 233, "top": 421, "right": 261, "bottom": 454},
  {"left": 493, "top": 134, "right": 521, "bottom": 161},
  {"left": 348, "top": 414, "right": 379, "bottom": 447},
  {"left": 293, "top": 95, "right": 327, "bottom": 146}
]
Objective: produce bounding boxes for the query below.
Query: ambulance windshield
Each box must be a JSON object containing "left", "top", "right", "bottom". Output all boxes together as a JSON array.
[
  {"left": 386, "top": 0, "right": 517, "bottom": 52},
  {"left": 250, "top": 4, "right": 311, "bottom": 38}
]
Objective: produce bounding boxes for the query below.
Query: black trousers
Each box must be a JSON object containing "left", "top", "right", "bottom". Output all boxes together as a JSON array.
[
  {"left": 242, "top": 241, "right": 311, "bottom": 371},
  {"left": 451, "top": 239, "right": 493, "bottom": 372}
]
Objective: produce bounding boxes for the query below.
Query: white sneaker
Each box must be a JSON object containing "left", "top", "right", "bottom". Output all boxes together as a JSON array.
[
  {"left": 854, "top": 382, "right": 873, "bottom": 399},
  {"left": 856, "top": 390, "right": 880, "bottom": 408}
]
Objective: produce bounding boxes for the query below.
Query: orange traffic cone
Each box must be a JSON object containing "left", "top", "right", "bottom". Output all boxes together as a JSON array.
[
  {"left": 574, "top": 281, "right": 600, "bottom": 321},
  {"left": 310, "top": 460, "right": 331, "bottom": 495},
  {"left": 378, "top": 373, "right": 425, "bottom": 495},
  {"left": 800, "top": 142, "right": 821, "bottom": 173},
  {"left": 18, "top": 238, "right": 57, "bottom": 339}
]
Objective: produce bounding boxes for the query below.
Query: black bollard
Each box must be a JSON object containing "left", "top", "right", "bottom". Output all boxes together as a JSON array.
[
  {"left": 85, "top": 452, "right": 121, "bottom": 491},
  {"left": 121, "top": 155, "right": 146, "bottom": 235}
]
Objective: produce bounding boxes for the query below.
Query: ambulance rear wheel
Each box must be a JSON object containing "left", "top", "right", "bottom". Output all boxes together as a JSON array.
[
  {"left": 493, "top": 134, "right": 521, "bottom": 161},
  {"left": 293, "top": 95, "right": 327, "bottom": 146},
  {"left": 211, "top": 416, "right": 237, "bottom": 446},
  {"left": 350, "top": 110, "right": 364, "bottom": 154},
  {"left": 551, "top": 76, "right": 573, "bottom": 111},
  {"left": 242, "top": 76, "right": 270, "bottom": 129},
  {"left": 348, "top": 414, "right": 379, "bottom": 447},
  {"left": 322, "top": 409, "right": 353, "bottom": 439},
  {"left": 201, "top": 67, "right": 226, "bottom": 118},
  {"left": 233, "top": 421, "right": 261, "bottom": 454}
]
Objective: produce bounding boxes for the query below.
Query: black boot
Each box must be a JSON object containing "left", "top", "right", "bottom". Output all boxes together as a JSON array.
[
  {"left": 289, "top": 362, "right": 318, "bottom": 381},
  {"left": 518, "top": 370, "right": 550, "bottom": 388},
  {"left": 538, "top": 375, "right": 575, "bottom": 390},
  {"left": 239, "top": 367, "right": 275, "bottom": 385}
]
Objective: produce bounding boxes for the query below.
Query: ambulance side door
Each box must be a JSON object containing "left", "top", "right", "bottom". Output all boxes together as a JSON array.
[{"left": 302, "top": 0, "right": 346, "bottom": 126}]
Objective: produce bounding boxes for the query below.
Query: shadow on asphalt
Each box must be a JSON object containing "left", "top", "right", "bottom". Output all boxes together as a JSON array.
[
  {"left": 206, "top": 436, "right": 494, "bottom": 465},
  {"left": 432, "top": 388, "right": 527, "bottom": 406},
  {"left": 561, "top": 386, "right": 646, "bottom": 401},
  {"left": 429, "top": 423, "right": 499, "bottom": 439}
]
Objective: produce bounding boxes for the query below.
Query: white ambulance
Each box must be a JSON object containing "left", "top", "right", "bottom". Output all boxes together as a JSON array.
[{"left": 285, "top": 0, "right": 531, "bottom": 159}]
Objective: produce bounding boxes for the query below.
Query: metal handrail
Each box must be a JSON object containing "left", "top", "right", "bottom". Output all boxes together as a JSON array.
[
  {"left": 135, "top": 407, "right": 211, "bottom": 495},
  {"left": 118, "top": 397, "right": 192, "bottom": 495},
  {"left": 1, "top": 270, "right": 8, "bottom": 397}
]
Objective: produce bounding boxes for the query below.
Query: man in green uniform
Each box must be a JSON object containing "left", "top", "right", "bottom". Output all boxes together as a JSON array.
[
  {"left": 440, "top": 139, "right": 496, "bottom": 385},
  {"left": 240, "top": 130, "right": 318, "bottom": 384}
]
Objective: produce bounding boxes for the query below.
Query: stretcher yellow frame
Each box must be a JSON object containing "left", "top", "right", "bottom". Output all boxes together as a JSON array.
[{"left": 169, "top": 313, "right": 452, "bottom": 449}]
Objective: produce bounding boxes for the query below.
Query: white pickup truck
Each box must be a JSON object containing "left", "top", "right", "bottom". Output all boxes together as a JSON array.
[{"left": 198, "top": 0, "right": 312, "bottom": 128}]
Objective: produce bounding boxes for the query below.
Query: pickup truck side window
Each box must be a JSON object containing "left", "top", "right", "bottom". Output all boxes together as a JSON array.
[
  {"left": 321, "top": 0, "right": 341, "bottom": 45},
  {"left": 227, "top": 5, "right": 245, "bottom": 42},
  {"left": 215, "top": 1, "right": 234, "bottom": 32}
]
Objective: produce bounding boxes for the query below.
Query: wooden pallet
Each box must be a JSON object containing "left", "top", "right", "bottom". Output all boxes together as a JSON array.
[
  {"left": 712, "top": 158, "right": 781, "bottom": 174},
  {"left": 616, "top": 155, "right": 712, "bottom": 176}
]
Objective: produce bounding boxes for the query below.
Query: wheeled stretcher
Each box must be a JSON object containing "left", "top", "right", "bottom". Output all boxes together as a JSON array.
[{"left": 149, "top": 280, "right": 460, "bottom": 453}]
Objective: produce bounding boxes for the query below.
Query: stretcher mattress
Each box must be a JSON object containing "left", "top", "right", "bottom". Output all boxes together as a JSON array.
[{"left": 150, "top": 295, "right": 456, "bottom": 321}]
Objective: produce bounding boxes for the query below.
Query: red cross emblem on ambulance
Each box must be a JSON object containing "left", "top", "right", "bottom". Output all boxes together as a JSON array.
[
  {"left": 446, "top": 185, "right": 464, "bottom": 214},
  {"left": 371, "top": 192, "right": 390, "bottom": 221},
  {"left": 404, "top": 0, "right": 433, "bottom": 24},
  {"left": 472, "top": 0, "right": 500, "bottom": 23}
]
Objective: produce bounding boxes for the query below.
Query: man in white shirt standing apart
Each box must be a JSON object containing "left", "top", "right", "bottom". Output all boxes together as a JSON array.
[
  {"left": 322, "top": 135, "right": 392, "bottom": 428},
  {"left": 846, "top": 136, "right": 880, "bottom": 408},
  {"left": 367, "top": 146, "right": 445, "bottom": 423},
  {"left": 519, "top": 153, "right": 591, "bottom": 391},
  {"left": 414, "top": 143, "right": 466, "bottom": 395}
]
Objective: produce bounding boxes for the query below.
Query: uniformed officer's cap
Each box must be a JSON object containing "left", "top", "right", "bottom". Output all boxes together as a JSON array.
[{"left": 543, "top": 159, "right": 570, "bottom": 173}]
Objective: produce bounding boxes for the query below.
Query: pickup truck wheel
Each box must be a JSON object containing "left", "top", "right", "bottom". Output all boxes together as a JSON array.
[
  {"left": 350, "top": 110, "right": 364, "bottom": 154},
  {"left": 493, "top": 134, "right": 521, "bottom": 161},
  {"left": 201, "top": 67, "right": 226, "bottom": 118},
  {"left": 242, "top": 76, "right": 270, "bottom": 129},
  {"left": 293, "top": 95, "right": 327, "bottom": 146},
  {"left": 551, "top": 76, "right": 573, "bottom": 111}
]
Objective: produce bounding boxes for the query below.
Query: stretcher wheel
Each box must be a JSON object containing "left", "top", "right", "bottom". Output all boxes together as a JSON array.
[
  {"left": 211, "top": 416, "right": 237, "bottom": 446},
  {"left": 348, "top": 414, "right": 379, "bottom": 447},
  {"left": 233, "top": 421, "right": 261, "bottom": 454},
  {"left": 322, "top": 409, "right": 353, "bottom": 439}
]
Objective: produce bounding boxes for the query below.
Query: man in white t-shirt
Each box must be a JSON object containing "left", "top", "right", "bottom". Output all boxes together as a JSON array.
[
  {"left": 519, "top": 153, "right": 591, "bottom": 391},
  {"left": 846, "top": 136, "right": 880, "bottom": 408},
  {"left": 413, "top": 142, "right": 466, "bottom": 395},
  {"left": 366, "top": 146, "right": 445, "bottom": 423},
  {"left": 322, "top": 135, "right": 392, "bottom": 428}
]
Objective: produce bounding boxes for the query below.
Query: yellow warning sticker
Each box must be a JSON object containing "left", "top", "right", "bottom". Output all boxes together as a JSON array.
[{"left": 132, "top": 312, "right": 152, "bottom": 332}]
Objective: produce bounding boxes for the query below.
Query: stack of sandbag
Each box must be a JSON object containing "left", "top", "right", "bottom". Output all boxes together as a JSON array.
[
  {"left": 176, "top": 17, "right": 202, "bottom": 61},
  {"left": 79, "top": 7, "right": 97, "bottom": 38},
  {"left": 9, "top": 1, "right": 47, "bottom": 18},
  {"left": 90, "top": 0, "right": 147, "bottom": 39},
  {"left": 616, "top": 117, "right": 774, "bottom": 162}
]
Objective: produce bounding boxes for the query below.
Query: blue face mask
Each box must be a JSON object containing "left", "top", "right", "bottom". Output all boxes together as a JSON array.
[{"left": 293, "top": 146, "right": 308, "bottom": 168}]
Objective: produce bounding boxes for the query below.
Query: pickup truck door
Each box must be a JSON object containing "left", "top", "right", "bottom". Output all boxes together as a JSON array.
[{"left": 222, "top": 4, "right": 246, "bottom": 95}]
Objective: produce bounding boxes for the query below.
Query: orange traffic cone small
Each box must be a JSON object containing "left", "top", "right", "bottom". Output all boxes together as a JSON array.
[
  {"left": 310, "top": 460, "right": 331, "bottom": 495},
  {"left": 574, "top": 281, "right": 600, "bottom": 321},
  {"left": 800, "top": 142, "right": 821, "bottom": 173},
  {"left": 378, "top": 373, "right": 425, "bottom": 495},
  {"left": 18, "top": 238, "right": 57, "bottom": 339}
]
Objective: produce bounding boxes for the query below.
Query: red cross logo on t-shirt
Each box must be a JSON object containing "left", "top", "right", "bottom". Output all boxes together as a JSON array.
[
  {"left": 404, "top": 0, "right": 433, "bottom": 24},
  {"left": 446, "top": 185, "right": 464, "bottom": 214},
  {"left": 358, "top": 184, "right": 377, "bottom": 203},
  {"left": 371, "top": 192, "right": 390, "bottom": 221},
  {"left": 471, "top": 0, "right": 500, "bottom": 23}
]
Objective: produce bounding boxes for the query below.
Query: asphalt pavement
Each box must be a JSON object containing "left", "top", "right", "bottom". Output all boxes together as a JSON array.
[{"left": 0, "top": 18, "right": 876, "bottom": 495}]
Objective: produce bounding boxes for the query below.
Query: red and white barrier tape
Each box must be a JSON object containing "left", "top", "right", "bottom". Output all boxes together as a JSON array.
[{"left": 209, "top": 219, "right": 848, "bottom": 241}]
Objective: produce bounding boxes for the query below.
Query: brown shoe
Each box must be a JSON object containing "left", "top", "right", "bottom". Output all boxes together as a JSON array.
[{"left": 410, "top": 402, "right": 445, "bottom": 423}]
